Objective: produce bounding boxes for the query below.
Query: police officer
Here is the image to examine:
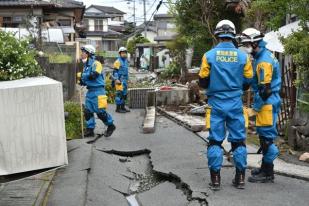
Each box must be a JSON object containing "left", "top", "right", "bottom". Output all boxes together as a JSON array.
[
  {"left": 240, "top": 28, "right": 281, "bottom": 183},
  {"left": 79, "top": 45, "right": 116, "bottom": 137},
  {"left": 199, "top": 20, "right": 253, "bottom": 190},
  {"left": 113, "top": 47, "right": 130, "bottom": 113}
]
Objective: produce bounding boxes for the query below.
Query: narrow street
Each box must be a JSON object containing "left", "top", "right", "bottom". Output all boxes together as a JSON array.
[{"left": 46, "top": 106, "right": 309, "bottom": 206}]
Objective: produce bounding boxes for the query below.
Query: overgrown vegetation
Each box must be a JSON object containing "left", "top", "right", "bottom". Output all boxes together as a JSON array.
[
  {"left": 64, "top": 101, "right": 84, "bottom": 139},
  {"left": 47, "top": 53, "right": 73, "bottom": 64},
  {"left": 169, "top": 0, "right": 244, "bottom": 67},
  {"left": 160, "top": 62, "right": 180, "bottom": 79},
  {"left": 0, "top": 31, "right": 42, "bottom": 81},
  {"left": 166, "top": 36, "right": 188, "bottom": 81}
]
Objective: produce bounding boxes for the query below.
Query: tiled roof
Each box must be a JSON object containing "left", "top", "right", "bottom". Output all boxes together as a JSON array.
[
  {"left": 86, "top": 29, "right": 123, "bottom": 38},
  {"left": 89, "top": 5, "right": 126, "bottom": 15},
  {"left": 0, "top": 0, "right": 84, "bottom": 9}
]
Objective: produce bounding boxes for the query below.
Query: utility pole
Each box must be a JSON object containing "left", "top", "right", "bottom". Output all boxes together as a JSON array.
[
  {"left": 143, "top": 0, "right": 147, "bottom": 38},
  {"left": 133, "top": 0, "right": 136, "bottom": 32}
]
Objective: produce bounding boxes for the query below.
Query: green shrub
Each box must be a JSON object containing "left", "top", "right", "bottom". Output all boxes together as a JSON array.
[
  {"left": 0, "top": 31, "right": 42, "bottom": 81},
  {"left": 64, "top": 101, "right": 84, "bottom": 139},
  {"left": 161, "top": 62, "right": 180, "bottom": 79},
  {"left": 48, "top": 53, "right": 72, "bottom": 63},
  {"left": 105, "top": 73, "right": 116, "bottom": 104},
  {"left": 97, "top": 51, "right": 118, "bottom": 58}
]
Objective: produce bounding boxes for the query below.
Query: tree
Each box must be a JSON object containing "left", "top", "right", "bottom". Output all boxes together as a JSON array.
[
  {"left": 168, "top": 0, "right": 245, "bottom": 66},
  {"left": 166, "top": 35, "right": 189, "bottom": 82},
  {"left": 126, "top": 33, "right": 150, "bottom": 54},
  {"left": 246, "top": 0, "right": 309, "bottom": 31},
  {"left": 247, "top": 0, "right": 309, "bottom": 81}
]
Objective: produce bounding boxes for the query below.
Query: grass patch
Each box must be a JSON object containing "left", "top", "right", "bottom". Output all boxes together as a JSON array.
[
  {"left": 48, "top": 53, "right": 73, "bottom": 64},
  {"left": 64, "top": 101, "right": 85, "bottom": 140}
]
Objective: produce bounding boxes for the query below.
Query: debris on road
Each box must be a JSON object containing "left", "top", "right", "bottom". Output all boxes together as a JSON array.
[
  {"left": 143, "top": 106, "right": 156, "bottom": 134},
  {"left": 299, "top": 152, "right": 309, "bottom": 162},
  {"left": 157, "top": 106, "right": 205, "bottom": 132}
]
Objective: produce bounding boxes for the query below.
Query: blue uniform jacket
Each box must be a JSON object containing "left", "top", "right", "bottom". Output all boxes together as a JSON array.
[
  {"left": 81, "top": 57, "right": 104, "bottom": 89},
  {"left": 113, "top": 57, "right": 129, "bottom": 80},
  {"left": 252, "top": 41, "right": 281, "bottom": 111},
  {"left": 199, "top": 42, "right": 253, "bottom": 99}
]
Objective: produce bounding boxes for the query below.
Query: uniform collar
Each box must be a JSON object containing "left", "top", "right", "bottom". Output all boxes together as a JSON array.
[
  {"left": 215, "top": 42, "right": 236, "bottom": 48},
  {"left": 119, "top": 57, "right": 127, "bottom": 61},
  {"left": 86, "top": 56, "right": 95, "bottom": 67}
]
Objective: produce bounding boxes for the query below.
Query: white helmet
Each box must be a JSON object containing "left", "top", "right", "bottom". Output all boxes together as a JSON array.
[
  {"left": 118, "top": 47, "right": 127, "bottom": 53},
  {"left": 214, "top": 20, "right": 236, "bottom": 39},
  {"left": 81, "top": 44, "right": 96, "bottom": 55},
  {"left": 241, "top": 28, "right": 264, "bottom": 44}
]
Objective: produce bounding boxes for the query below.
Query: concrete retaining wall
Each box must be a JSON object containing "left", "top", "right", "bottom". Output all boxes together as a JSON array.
[
  {"left": 156, "top": 88, "right": 189, "bottom": 106},
  {"left": 37, "top": 57, "right": 76, "bottom": 100},
  {"left": 0, "top": 77, "right": 68, "bottom": 175}
]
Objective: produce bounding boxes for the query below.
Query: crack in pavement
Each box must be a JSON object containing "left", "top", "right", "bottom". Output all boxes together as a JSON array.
[{"left": 94, "top": 148, "right": 208, "bottom": 206}]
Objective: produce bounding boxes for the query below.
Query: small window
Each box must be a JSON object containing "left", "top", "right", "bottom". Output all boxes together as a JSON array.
[
  {"left": 95, "top": 19, "right": 103, "bottom": 31},
  {"left": 13, "top": 16, "right": 23, "bottom": 23},
  {"left": 2, "top": 16, "right": 19, "bottom": 28},
  {"left": 3, "top": 17, "right": 12, "bottom": 23}
]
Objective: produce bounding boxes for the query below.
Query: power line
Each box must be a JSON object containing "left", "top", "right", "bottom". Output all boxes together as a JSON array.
[
  {"left": 146, "top": 0, "right": 158, "bottom": 14},
  {"left": 123, "top": 0, "right": 163, "bottom": 39}
]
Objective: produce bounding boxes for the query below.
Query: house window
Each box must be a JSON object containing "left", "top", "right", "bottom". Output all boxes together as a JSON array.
[
  {"left": 84, "top": 19, "right": 89, "bottom": 28},
  {"left": 2, "top": 16, "right": 21, "bottom": 28},
  {"left": 95, "top": 19, "right": 103, "bottom": 31},
  {"left": 58, "top": 19, "right": 71, "bottom": 27},
  {"left": 112, "top": 17, "right": 121, "bottom": 21}
]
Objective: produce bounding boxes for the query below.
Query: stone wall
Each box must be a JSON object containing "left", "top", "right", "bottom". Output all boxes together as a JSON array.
[{"left": 288, "top": 111, "right": 309, "bottom": 151}]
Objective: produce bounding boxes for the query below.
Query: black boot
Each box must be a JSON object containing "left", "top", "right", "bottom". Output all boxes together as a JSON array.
[
  {"left": 233, "top": 169, "right": 245, "bottom": 189},
  {"left": 105, "top": 124, "right": 116, "bottom": 137},
  {"left": 209, "top": 170, "right": 221, "bottom": 191},
  {"left": 122, "top": 104, "right": 130, "bottom": 112},
  {"left": 116, "top": 105, "right": 126, "bottom": 113},
  {"left": 84, "top": 128, "right": 94, "bottom": 137},
  {"left": 248, "top": 163, "right": 274, "bottom": 183},
  {"left": 251, "top": 161, "right": 266, "bottom": 176}
]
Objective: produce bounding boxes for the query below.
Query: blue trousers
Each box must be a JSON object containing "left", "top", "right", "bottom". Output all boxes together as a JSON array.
[
  {"left": 254, "top": 93, "right": 281, "bottom": 164},
  {"left": 85, "top": 89, "right": 113, "bottom": 129},
  {"left": 115, "top": 79, "right": 128, "bottom": 106},
  {"left": 206, "top": 96, "right": 247, "bottom": 172}
]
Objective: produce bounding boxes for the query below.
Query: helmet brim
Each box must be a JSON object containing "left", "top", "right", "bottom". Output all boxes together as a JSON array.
[{"left": 218, "top": 34, "right": 235, "bottom": 39}]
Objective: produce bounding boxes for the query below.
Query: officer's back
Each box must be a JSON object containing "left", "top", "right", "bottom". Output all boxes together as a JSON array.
[{"left": 204, "top": 41, "right": 250, "bottom": 99}]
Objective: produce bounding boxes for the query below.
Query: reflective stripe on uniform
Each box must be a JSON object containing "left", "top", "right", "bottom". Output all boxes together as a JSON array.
[{"left": 199, "top": 54, "right": 210, "bottom": 78}]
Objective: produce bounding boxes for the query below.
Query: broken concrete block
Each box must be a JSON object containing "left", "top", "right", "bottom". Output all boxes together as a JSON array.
[
  {"left": 143, "top": 106, "right": 156, "bottom": 134},
  {"left": 157, "top": 107, "right": 205, "bottom": 132},
  {"left": 0, "top": 77, "right": 68, "bottom": 175},
  {"left": 299, "top": 152, "right": 309, "bottom": 162},
  {"left": 156, "top": 87, "right": 189, "bottom": 106},
  {"left": 137, "top": 181, "right": 189, "bottom": 206}
]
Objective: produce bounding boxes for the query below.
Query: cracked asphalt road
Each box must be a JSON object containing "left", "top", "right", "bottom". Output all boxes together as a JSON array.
[{"left": 47, "top": 107, "right": 309, "bottom": 206}]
